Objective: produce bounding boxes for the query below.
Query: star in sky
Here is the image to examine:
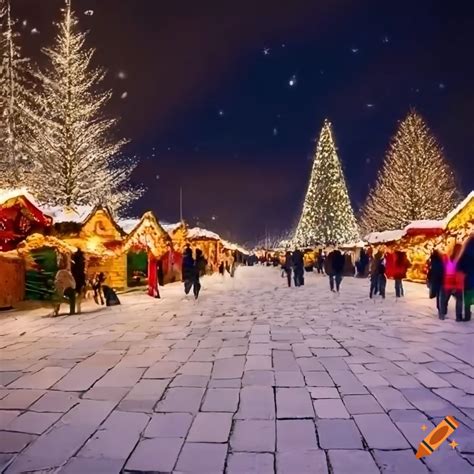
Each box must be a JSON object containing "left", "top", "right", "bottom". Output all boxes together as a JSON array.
[
  {"left": 218, "top": 109, "right": 225, "bottom": 116},
  {"left": 289, "top": 75, "right": 297, "bottom": 87},
  {"left": 449, "top": 440, "right": 459, "bottom": 450}
]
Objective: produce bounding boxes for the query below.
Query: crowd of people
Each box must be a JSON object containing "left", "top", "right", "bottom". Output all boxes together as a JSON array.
[
  {"left": 277, "top": 233, "right": 473, "bottom": 322},
  {"left": 426, "top": 234, "right": 473, "bottom": 322}
]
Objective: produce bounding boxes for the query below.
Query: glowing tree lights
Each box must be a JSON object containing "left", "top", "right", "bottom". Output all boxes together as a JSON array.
[
  {"left": 293, "top": 120, "right": 359, "bottom": 247},
  {"left": 28, "top": 0, "right": 141, "bottom": 212},
  {"left": 361, "top": 110, "right": 459, "bottom": 234},
  {"left": 0, "top": 0, "right": 35, "bottom": 188}
]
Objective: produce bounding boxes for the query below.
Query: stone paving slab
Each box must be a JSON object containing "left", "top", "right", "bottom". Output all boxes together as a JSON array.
[{"left": 0, "top": 267, "right": 472, "bottom": 473}]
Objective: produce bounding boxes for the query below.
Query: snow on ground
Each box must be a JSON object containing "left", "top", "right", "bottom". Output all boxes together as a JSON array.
[{"left": 0, "top": 267, "right": 473, "bottom": 473}]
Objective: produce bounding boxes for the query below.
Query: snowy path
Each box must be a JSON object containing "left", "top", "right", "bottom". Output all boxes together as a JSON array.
[{"left": 0, "top": 266, "right": 473, "bottom": 473}]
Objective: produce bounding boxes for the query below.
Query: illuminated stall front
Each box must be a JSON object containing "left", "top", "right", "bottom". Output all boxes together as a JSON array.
[{"left": 187, "top": 227, "right": 221, "bottom": 272}]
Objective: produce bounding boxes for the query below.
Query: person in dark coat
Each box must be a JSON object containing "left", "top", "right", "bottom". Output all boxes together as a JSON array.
[
  {"left": 439, "top": 243, "right": 464, "bottom": 321},
  {"left": 369, "top": 250, "right": 384, "bottom": 297},
  {"left": 326, "top": 248, "right": 345, "bottom": 292},
  {"left": 193, "top": 249, "right": 207, "bottom": 299},
  {"left": 71, "top": 249, "right": 86, "bottom": 314},
  {"left": 182, "top": 246, "right": 195, "bottom": 296},
  {"left": 343, "top": 253, "right": 355, "bottom": 276},
  {"left": 370, "top": 259, "right": 387, "bottom": 298},
  {"left": 458, "top": 234, "right": 474, "bottom": 321},
  {"left": 427, "top": 249, "right": 444, "bottom": 311},
  {"left": 282, "top": 251, "right": 293, "bottom": 287},
  {"left": 356, "top": 249, "right": 369, "bottom": 277},
  {"left": 292, "top": 248, "right": 304, "bottom": 287},
  {"left": 316, "top": 250, "right": 325, "bottom": 274}
]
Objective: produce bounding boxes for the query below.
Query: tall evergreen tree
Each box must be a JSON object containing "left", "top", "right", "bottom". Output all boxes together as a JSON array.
[
  {"left": 361, "top": 110, "right": 459, "bottom": 234},
  {"left": 293, "top": 119, "right": 359, "bottom": 246},
  {"left": 29, "top": 0, "right": 142, "bottom": 212},
  {"left": 0, "top": 0, "right": 34, "bottom": 188}
]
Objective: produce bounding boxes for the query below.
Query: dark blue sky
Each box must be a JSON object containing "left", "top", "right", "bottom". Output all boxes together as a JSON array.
[{"left": 19, "top": 0, "right": 474, "bottom": 244}]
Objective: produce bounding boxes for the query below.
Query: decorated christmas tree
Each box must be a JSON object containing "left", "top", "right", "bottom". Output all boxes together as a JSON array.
[
  {"left": 361, "top": 110, "right": 459, "bottom": 234},
  {"left": 293, "top": 120, "right": 359, "bottom": 247},
  {"left": 0, "top": 0, "right": 35, "bottom": 188},
  {"left": 28, "top": 0, "right": 142, "bottom": 212}
]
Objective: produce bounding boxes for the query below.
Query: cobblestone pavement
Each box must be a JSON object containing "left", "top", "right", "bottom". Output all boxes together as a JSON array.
[{"left": 0, "top": 267, "right": 473, "bottom": 473}]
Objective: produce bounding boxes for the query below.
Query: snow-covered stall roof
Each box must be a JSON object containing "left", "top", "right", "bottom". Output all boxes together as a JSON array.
[
  {"left": 162, "top": 222, "right": 184, "bottom": 234},
  {"left": 444, "top": 190, "right": 474, "bottom": 227},
  {"left": 405, "top": 219, "right": 444, "bottom": 230},
  {"left": 0, "top": 188, "right": 42, "bottom": 208},
  {"left": 118, "top": 218, "right": 140, "bottom": 234},
  {"left": 187, "top": 227, "right": 221, "bottom": 241},
  {"left": 365, "top": 229, "right": 405, "bottom": 244},
  {"left": 221, "top": 239, "right": 249, "bottom": 254},
  {"left": 42, "top": 205, "right": 93, "bottom": 224}
]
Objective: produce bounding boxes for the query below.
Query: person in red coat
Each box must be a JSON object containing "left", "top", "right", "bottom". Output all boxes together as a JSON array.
[
  {"left": 393, "top": 251, "right": 411, "bottom": 298},
  {"left": 439, "top": 243, "right": 464, "bottom": 321}
]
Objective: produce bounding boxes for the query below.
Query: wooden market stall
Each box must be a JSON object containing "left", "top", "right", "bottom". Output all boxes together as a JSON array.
[
  {"left": 51, "top": 205, "right": 127, "bottom": 290},
  {"left": 365, "top": 191, "right": 474, "bottom": 282},
  {"left": 0, "top": 190, "right": 53, "bottom": 252},
  {"left": 0, "top": 253, "right": 25, "bottom": 308},
  {"left": 187, "top": 227, "right": 221, "bottom": 272},
  {"left": 16, "top": 234, "right": 77, "bottom": 300},
  {"left": 122, "top": 212, "right": 171, "bottom": 287}
]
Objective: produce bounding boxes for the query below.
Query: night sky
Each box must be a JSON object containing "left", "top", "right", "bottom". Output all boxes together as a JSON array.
[{"left": 16, "top": 0, "right": 474, "bottom": 244}]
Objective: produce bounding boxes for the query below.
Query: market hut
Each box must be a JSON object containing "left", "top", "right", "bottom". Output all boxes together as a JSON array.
[
  {"left": 0, "top": 253, "right": 25, "bottom": 309},
  {"left": 16, "top": 234, "right": 77, "bottom": 300},
  {"left": 50, "top": 205, "right": 127, "bottom": 290},
  {"left": 0, "top": 189, "right": 53, "bottom": 251},
  {"left": 187, "top": 227, "right": 221, "bottom": 272},
  {"left": 122, "top": 212, "right": 171, "bottom": 287}
]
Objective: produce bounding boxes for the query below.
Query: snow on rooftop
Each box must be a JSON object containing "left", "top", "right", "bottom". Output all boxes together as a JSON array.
[
  {"left": 42, "top": 205, "right": 93, "bottom": 224},
  {"left": 405, "top": 219, "right": 444, "bottom": 231},
  {"left": 187, "top": 226, "right": 221, "bottom": 240},
  {"left": 444, "top": 190, "right": 474, "bottom": 226},
  {"left": 365, "top": 229, "right": 405, "bottom": 244},
  {"left": 118, "top": 218, "right": 140, "bottom": 234},
  {"left": 162, "top": 222, "right": 184, "bottom": 234},
  {"left": 0, "top": 188, "right": 41, "bottom": 208}
]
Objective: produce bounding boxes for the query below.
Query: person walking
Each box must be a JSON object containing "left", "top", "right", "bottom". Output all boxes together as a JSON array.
[
  {"left": 457, "top": 234, "right": 474, "bottom": 321},
  {"left": 427, "top": 249, "right": 444, "bottom": 311},
  {"left": 292, "top": 248, "right": 304, "bottom": 287},
  {"left": 439, "top": 243, "right": 464, "bottom": 321},
  {"left": 283, "top": 251, "right": 293, "bottom": 287},
  {"left": 393, "top": 251, "right": 411, "bottom": 298},
  {"left": 182, "top": 245, "right": 195, "bottom": 297},
  {"left": 316, "top": 250, "right": 325, "bottom": 274},
  {"left": 326, "top": 247, "right": 344, "bottom": 292},
  {"left": 71, "top": 248, "right": 86, "bottom": 313},
  {"left": 53, "top": 259, "right": 76, "bottom": 317},
  {"left": 194, "top": 248, "right": 207, "bottom": 299},
  {"left": 369, "top": 250, "right": 384, "bottom": 297}
]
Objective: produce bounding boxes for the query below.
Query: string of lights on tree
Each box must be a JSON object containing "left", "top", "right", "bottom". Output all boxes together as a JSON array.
[
  {"left": 361, "top": 110, "right": 459, "bottom": 235},
  {"left": 0, "top": 0, "right": 142, "bottom": 213},
  {"left": 293, "top": 120, "right": 360, "bottom": 247}
]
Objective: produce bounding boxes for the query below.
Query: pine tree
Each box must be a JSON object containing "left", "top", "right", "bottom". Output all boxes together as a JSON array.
[
  {"left": 361, "top": 110, "right": 459, "bottom": 234},
  {"left": 293, "top": 119, "right": 359, "bottom": 247},
  {"left": 29, "top": 0, "right": 142, "bottom": 212},
  {"left": 0, "top": 0, "right": 34, "bottom": 188}
]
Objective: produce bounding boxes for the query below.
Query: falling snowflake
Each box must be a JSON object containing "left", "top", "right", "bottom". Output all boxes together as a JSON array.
[
  {"left": 382, "top": 36, "right": 390, "bottom": 43},
  {"left": 120, "top": 91, "right": 128, "bottom": 99},
  {"left": 84, "top": 10, "right": 94, "bottom": 16},
  {"left": 117, "top": 71, "right": 127, "bottom": 80},
  {"left": 351, "top": 47, "right": 359, "bottom": 53},
  {"left": 439, "top": 83, "right": 445, "bottom": 89},
  {"left": 22, "top": 20, "right": 28, "bottom": 27},
  {"left": 155, "top": 174, "right": 160, "bottom": 180},
  {"left": 218, "top": 109, "right": 224, "bottom": 116},
  {"left": 263, "top": 48, "right": 270, "bottom": 56},
  {"left": 289, "top": 75, "right": 297, "bottom": 87},
  {"left": 366, "top": 103, "right": 375, "bottom": 108},
  {"left": 273, "top": 128, "right": 278, "bottom": 136},
  {"left": 30, "top": 28, "right": 40, "bottom": 35}
]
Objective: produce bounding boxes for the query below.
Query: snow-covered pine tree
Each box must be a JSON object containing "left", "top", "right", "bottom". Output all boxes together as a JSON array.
[
  {"left": 361, "top": 110, "right": 459, "bottom": 234},
  {"left": 0, "top": 0, "right": 35, "bottom": 188},
  {"left": 293, "top": 119, "right": 359, "bottom": 247},
  {"left": 29, "top": 0, "right": 142, "bottom": 212}
]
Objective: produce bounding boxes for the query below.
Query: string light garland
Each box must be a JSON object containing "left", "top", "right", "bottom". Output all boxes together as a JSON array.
[
  {"left": 293, "top": 119, "right": 359, "bottom": 247},
  {"left": 361, "top": 109, "right": 460, "bottom": 234}
]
